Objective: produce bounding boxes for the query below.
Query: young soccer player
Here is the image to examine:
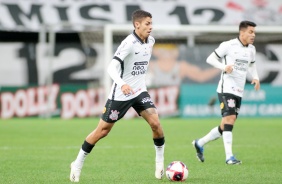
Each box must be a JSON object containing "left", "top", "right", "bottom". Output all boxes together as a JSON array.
[
  {"left": 192, "top": 20, "right": 260, "bottom": 165},
  {"left": 70, "top": 10, "right": 165, "bottom": 182}
]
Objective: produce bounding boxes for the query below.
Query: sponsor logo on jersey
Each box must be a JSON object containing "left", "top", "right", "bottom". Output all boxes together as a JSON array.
[
  {"left": 234, "top": 59, "right": 248, "bottom": 71},
  {"left": 134, "top": 61, "right": 148, "bottom": 65},
  {"left": 235, "top": 59, "right": 248, "bottom": 63},
  {"left": 232, "top": 86, "right": 244, "bottom": 93},
  {"left": 227, "top": 99, "right": 236, "bottom": 108},
  {"left": 132, "top": 65, "right": 147, "bottom": 76},
  {"left": 102, "top": 107, "right": 106, "bottom": 114},
  {"left": 220, "top": 102, "right": 224, "bottom": 109},
  {"left": 109, "top": 110, "right": 120, "bottom": 120},
  {"left": 124, "top": 88, "right": 141, "bottom": 97},
  {"left": 141, "top": 97, "right": 153, "bottom": 105}
]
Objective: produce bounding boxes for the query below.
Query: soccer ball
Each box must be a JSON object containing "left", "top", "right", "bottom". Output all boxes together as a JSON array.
[{"left": 166, "top": 161, "right": 189, "bottom": 181}]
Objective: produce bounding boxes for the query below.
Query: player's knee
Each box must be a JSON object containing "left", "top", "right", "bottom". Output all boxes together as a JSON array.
[
  {"left": 150, "top": 120, "right": 162, "bottom": 131},
  {"left": 223, "top": 114, "right": 236, "bottom": 124},
  {"left": 100, "top": 129, "right": 111, "bottom": 138},
  {"left": 227, "top": 115, "right": 236, "bottom": 123}
]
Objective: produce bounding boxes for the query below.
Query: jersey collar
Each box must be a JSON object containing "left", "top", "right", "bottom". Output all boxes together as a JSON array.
[
  {"left": 237, "top": 37, "right": 248, "bottom": 47},
  {"left": 133, "top": 30, "right": 148, "bottom": 44}
]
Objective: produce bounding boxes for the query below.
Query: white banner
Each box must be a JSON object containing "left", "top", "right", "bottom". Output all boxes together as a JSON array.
[{"left": 0, "top": 0, "right": 282, "bottom": 31}]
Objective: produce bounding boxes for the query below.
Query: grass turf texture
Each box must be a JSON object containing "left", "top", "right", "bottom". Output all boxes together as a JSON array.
[{"left": 0, "top": 117, "right": 281, "bottom": 184}]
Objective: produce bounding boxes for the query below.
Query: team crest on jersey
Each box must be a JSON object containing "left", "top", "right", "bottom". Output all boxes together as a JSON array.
[
  {"left": 220, "top": 102, "right": 224, "bottom": 109},
  {"left": 227, "top": 99, "right": 235, "bottom": 108},
  {"left": 143, "top": 50, "right": 149, "bottom": 56},
  {"left": 109, "top": 110, "right": 120, "bottom": 120}
]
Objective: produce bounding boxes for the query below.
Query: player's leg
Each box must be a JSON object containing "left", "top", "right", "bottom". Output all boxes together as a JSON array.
[
  {"left": 192, "top": 124, "right": 223, "bottom": 162},
  {"left": 192, "top": 94, "right": 224, "bottom": 162},
  {"left": 220, "top": 115, "right": 236, "bottom": 163},
  {"left": 196, "top": 126, "right": 223, "bottom": 147},
  {"left": 219, "top": 93, "right": 242, "bottom": 165},
  {"left": 133, "top": 92, "right": 165, "bottom": 179},
  {"left": 70, "top": 99, "right": 131, "bottom": 182},
  {"left": 141, "top": 108, "right": 165, "bottom": 179},
  {"left": 70, "top": 119, "right": 115, "bottom": 182},
  {"left": 141, "top": 108, "right": 164, "bottom": 138}
]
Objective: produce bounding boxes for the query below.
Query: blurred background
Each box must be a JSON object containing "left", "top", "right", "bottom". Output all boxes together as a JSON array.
[{"left": 0, "top": 0, "right": 282, "bottom": 119}]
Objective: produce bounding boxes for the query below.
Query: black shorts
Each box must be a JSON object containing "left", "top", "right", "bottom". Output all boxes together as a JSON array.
[
  {"left": 218, "top": 93, "right": 242, "bottom": 117},
  {"left": 101, "top": 91, "right": 156, "bottom": 123}
]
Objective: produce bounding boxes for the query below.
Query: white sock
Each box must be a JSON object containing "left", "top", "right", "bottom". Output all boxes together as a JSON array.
[
  {"left": 155, "top": 144, "right": 165, "bottom": 163},
  {"left": 74, "top": 148, "right": 89, "bottom": 169},
  {"left": 198, "top": 126, "right": 222, "bottom": 147},
  {"left": 223, "top": 131, "right": 233, "bottom": 160}
]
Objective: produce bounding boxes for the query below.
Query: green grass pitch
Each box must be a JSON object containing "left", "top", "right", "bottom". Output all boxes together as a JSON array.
[{"left": 1, "top": 117, "right": 281, "bottom": 184}]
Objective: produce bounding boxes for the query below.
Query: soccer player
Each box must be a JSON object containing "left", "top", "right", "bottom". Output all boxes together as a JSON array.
[
  {"left": 70, "top": 10, "right": 165, "bottom": 182},
  {"left": 192, "top": 20, "right": 260, "bottom": 165}
]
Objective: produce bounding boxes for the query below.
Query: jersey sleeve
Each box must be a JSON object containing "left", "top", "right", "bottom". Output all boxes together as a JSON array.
[
  {"left": 214, "top": 41, "right": 230, "bottom": 58},
  {"left": 149, "top": 36, "right": 155, "bottom": 44},
  {"left": 113, "top": 38, "right": 133, "bottom": 61},
  {"left": 251, "top": 46, "right": 256, "bottom": 63}
]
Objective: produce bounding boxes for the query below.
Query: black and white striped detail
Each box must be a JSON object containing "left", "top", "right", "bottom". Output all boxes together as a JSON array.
[{"left": 111, "top": 56, "right": 124, "bottom": 100}]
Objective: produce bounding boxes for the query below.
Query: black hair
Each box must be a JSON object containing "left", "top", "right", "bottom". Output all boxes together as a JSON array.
[
  {"left": 132, "top": 10, "right": 152, "bottom": 27},
  {"left": 239, "top": 21, "right": 257, "bottom": 31}
]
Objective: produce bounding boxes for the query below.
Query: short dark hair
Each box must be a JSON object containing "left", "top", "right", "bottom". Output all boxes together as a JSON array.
[
  {"left": 239, "top": 21, "right": 256, "bottom": 31},
  {"left": 132, "top": 10, "right": 152, "bottom": 27}
]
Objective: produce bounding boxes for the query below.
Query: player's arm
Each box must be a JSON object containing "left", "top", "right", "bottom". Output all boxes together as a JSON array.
[
  {"left": 107, "top": 59, "right": 134, "bottom": 95},
  {"left": 248, "top": 62, "right": 260, "bottom": 90},
  {"left": 108, "top": 39, "right": 135, "bottom": 95},
  {"left": 206, "top": 52, "right": 233, "bottom": 73},
  {"left": 107, "top": 59, "right": 126, "bottom": 87}
]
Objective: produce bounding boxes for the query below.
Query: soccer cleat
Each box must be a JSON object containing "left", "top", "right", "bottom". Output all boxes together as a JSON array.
[
  {"left": 70, "top": 162, "right": 81, "bottom": 182},
  {"left": 155, "top": 162, "right": 164, "bottom": 179},
  {"left": 192, "top": 140, "right": 205, "bottom": 162},
  {"left": 226, "top": 156, "right": 242, "bottom": 165}
]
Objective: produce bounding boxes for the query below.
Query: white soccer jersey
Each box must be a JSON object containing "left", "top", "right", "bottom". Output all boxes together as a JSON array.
[
  {"left": 108, "top": 31, "right": 155, "bottom": 101},
  {"left": 215, "top": 38, "right": 256, "bottom": 97}
]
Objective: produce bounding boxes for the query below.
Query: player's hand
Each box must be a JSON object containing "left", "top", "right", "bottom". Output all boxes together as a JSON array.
[
  {"left": 121, "top": 84, "right": 135, "bottom": 96},
  {"left": 224, "top": 65, "right": 233, "bottom": 74},
  {"left": 251, "top": 79, "right": 260, "bottom": 91}
]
